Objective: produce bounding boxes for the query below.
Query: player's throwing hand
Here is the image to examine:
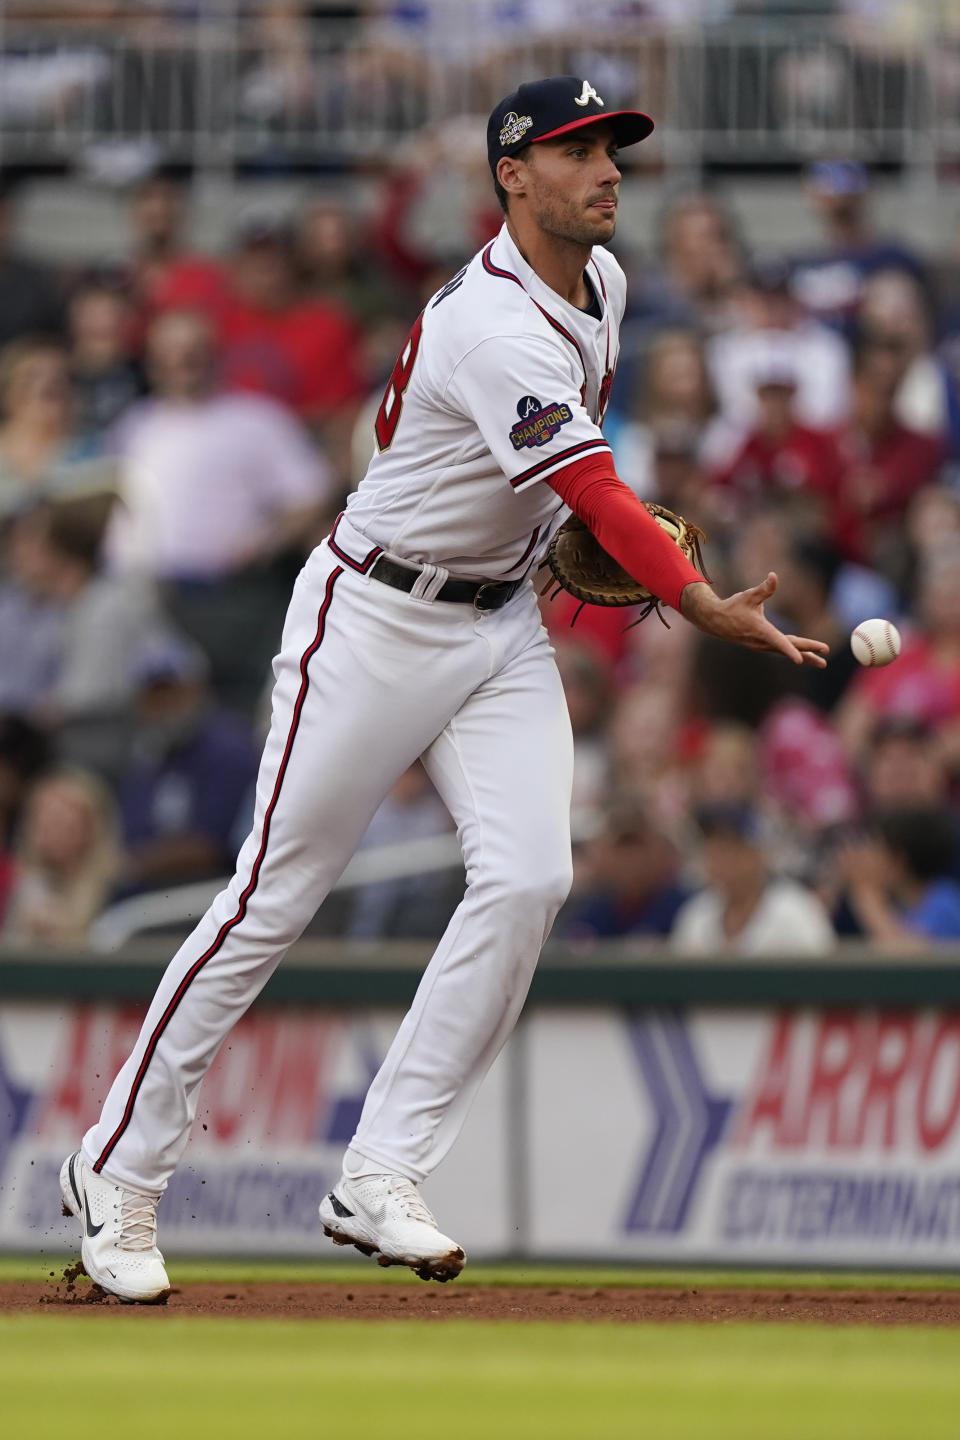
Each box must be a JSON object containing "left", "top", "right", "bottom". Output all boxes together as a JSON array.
[{"left": 680, "top": 571, "right": 830, "bottom": 667}]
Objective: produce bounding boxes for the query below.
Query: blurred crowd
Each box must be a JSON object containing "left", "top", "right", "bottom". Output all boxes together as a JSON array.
[
  {"left": 2, "top": 2, "right": 959, "bottom": 185},
  {"left": 0, "top": 138, "right": 959, "bottom": 956}
]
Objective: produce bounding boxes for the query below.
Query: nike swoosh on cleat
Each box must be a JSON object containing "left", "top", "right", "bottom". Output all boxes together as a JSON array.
[
  {"left": 329, "top": 1194, "right": 355, "bottom": 1219},
  {"left": 83, "top": 1193, "right": 105, "bottom": 1238},
  {"left": 68, "top": 1153, "right": 83, "bottom": 1212}
]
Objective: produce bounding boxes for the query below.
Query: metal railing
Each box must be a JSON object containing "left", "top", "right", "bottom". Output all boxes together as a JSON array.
[
  {"left": 0, "top": 8, "right": 955, "bottom": 180},
  {"left": 86, "top": 806, "right": 603, "bottom": 952}
]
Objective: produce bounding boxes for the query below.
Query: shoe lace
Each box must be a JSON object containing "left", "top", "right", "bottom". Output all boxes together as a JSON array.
[
  {"left": 118, "top": 1191, "right": 159, "bottom": 1252},
  {"left": 390, "top": 1177, "right": 437, "bottom": 1227}
]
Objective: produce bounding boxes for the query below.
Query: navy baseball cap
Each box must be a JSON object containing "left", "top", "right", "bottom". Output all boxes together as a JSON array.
[
  {"left": 487, "top": 75, "right": 654, "bottom": 176},
  {"left": 806, "top": 160, "right": 868, "bottom": 196},
  {"left": 695, "top": 803, "right": 766, "bottom": 845}
]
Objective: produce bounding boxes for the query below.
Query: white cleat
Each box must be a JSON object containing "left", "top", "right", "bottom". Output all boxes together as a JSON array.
[
  {"left": 59, "top": 1151, "right": 170, "bottom": 1304},
  {"left": 319, "top": 1172, "right": 466, "bottom": 1283}
]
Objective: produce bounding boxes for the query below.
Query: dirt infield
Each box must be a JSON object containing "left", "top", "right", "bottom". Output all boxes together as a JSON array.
[{"left": 4, "top": 1275, "right": 960, "bottom": 1325}]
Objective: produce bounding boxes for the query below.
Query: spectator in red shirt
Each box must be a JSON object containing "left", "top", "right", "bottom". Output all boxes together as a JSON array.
[
  {"left": 125, "top": 167, "right": 231, "bottom": 343},
  {"left": 218, "top": 210, "right": 366, "bottom": 475},
  {"left": 711, "top": 341, "right": 844, "bottom": 529},
  {"left": 831, "top": 332, "right": 943, "bottom": 569}
]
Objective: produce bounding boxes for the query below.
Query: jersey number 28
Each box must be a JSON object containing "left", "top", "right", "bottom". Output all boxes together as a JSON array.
[{"left": 375, "top": 313, "right": 423, "bottom": 451}]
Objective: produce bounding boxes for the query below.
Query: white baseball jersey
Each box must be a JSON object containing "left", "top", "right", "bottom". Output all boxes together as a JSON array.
[
  {"left": 345, "top": 223, "right": 626, "bottom": 579},
  {"left": 82, "top": 221, "right": 616, "bottom": 1223}
]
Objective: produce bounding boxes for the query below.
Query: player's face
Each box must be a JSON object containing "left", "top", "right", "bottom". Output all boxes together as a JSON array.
[{"left": 520, "top": 124, "right": 622, "bottom": 246}]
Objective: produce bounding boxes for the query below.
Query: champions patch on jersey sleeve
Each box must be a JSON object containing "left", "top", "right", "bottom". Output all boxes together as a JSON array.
[{"left": 509, "top": 395, "right": 573, "bottom": 451}]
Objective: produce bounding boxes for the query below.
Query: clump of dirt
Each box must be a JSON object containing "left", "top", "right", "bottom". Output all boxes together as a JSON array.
[{"left": 38, "top": 1261, "right": 113, "bottom": 1307}]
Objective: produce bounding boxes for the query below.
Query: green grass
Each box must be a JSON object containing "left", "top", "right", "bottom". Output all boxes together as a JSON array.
[
  {"left": 3, "top": 1317, "right": 960, "bottom": 1440},
  {"left": 6, "top": 1259, "right": 960, "bottom": 1439},
  {"left": 5, "top": 1253, "right": 960, "bottom": 1289}
]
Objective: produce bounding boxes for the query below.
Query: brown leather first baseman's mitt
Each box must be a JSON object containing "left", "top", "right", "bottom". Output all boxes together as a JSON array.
[{"left": 541, "top": 502, "right": 709, "bottom": 626}]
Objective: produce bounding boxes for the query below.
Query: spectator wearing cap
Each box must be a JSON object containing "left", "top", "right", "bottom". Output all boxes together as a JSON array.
[
  {"left": 218, "top": 208, "right": 367, "bottom": 473},
  {"left": 837, "top": 807, "right": 960, "bottom": 949},
  {"left": 670, "top": 803, "right": 835, "bottom": 955},
  {"left": 106, "top": 307, "right": 332, "bottom": 711},
  {"left": 709, "top": 339, "right": 846, "bottom": 527},
  {"left": 0, "top": 178, "right": 65, "bottom": 351},
  {"left": 561, "top": 799, "right": 691, "bottom": 941},
  {"left": 116, "top": 635, "right": 260, "bottom": 897},
  {"left": 707, "top": 255, "right": 851, "bottom": 432},
  {"left": 790, "top": 159, "right": 926, "bottom": 336}
]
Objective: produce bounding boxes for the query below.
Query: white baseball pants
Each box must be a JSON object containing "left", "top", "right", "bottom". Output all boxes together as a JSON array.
[{"left": 83, "top": 519, "right": 574, "bottom": 1192}]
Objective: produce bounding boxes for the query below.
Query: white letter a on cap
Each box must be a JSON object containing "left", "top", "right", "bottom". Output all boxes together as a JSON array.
[{"left": 574, "top": 80, "right": 603, "bottom": 107}]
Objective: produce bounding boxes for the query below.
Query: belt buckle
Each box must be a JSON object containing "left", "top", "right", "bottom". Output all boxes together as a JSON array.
[{"left": 473, "top": 582, "right": 500, "bottom": 612}]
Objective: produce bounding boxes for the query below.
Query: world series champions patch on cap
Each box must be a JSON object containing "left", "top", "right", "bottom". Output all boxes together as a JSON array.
[{"left": 487, "top": 75, "right": 655, "bottom": 175}]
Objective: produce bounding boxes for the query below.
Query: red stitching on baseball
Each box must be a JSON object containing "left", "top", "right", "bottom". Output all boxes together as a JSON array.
[{"left": 857, "top": 627, "right": 877, "bottom": 664}]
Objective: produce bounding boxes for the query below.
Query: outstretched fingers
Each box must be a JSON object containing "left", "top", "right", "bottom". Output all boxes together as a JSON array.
[
  {"left": 763, "top": 627, "right": 805, "bottom": 665},
  {"left": 788, "top": 635, "right": 831, "bottom": 669}
]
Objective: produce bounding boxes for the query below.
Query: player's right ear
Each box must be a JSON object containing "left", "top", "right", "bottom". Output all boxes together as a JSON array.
[{"left": 496, "top": 153, "right": 529, "bottom": 208}]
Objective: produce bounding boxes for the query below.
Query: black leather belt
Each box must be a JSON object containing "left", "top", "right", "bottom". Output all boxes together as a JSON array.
[{"left": 369, "top": 555, "right": 524, "bottom": 611}]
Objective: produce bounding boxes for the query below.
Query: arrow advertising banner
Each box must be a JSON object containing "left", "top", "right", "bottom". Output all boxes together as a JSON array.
[
  {"left": 6, "top": 999, "right": 960, "bottom": 1264},
  {"left": 528, "top": 1007, "right": 960, "bottom": 1266}
]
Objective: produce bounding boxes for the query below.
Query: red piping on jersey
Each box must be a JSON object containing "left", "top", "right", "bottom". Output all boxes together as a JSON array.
[
  {"left": 530, "top": 304, "right": 585, "bottom": 368},
  {"left": 513, "top": 525, "right": 541, "bottom": 570},
  {"left": 482, "top": 241, "right": 614, "bottom": 411},
  {"left": 511, "top": 437, "right": 610, "bottom": 489},
  {"left": 328, "top": 513, "right": 383, "bottom": 573},
  {"left": 92, "top": 567, "right": 344, "bottom": 1176},
  {"left": 481, "top": 243, "right": 524, "bottom": 290},
  {"left": 481, "top": 243, "right": 587, "bottom": 376}
]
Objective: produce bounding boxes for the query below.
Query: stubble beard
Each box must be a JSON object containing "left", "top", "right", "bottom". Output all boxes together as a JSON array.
[{"left": 533, "top": 191, "right": 616, "bottom": 249}]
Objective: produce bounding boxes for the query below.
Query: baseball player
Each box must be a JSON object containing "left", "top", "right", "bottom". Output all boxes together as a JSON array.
[{"left": 61, "top": 76, "right": 828, "bottom": 1301}]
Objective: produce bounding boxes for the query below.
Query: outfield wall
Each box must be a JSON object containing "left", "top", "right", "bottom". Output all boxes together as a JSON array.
[{"left": 3, "top": 943, "right": 960, "bottom": 1268}]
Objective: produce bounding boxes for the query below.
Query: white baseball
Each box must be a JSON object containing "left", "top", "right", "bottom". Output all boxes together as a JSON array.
[{"left": 851, "top": 618, "right": 901, "bottom": 667}]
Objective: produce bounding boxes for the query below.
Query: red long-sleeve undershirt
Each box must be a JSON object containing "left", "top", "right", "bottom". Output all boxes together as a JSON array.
[{"left": 546, "top": 457, "right": 707, "bottom": 613}]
